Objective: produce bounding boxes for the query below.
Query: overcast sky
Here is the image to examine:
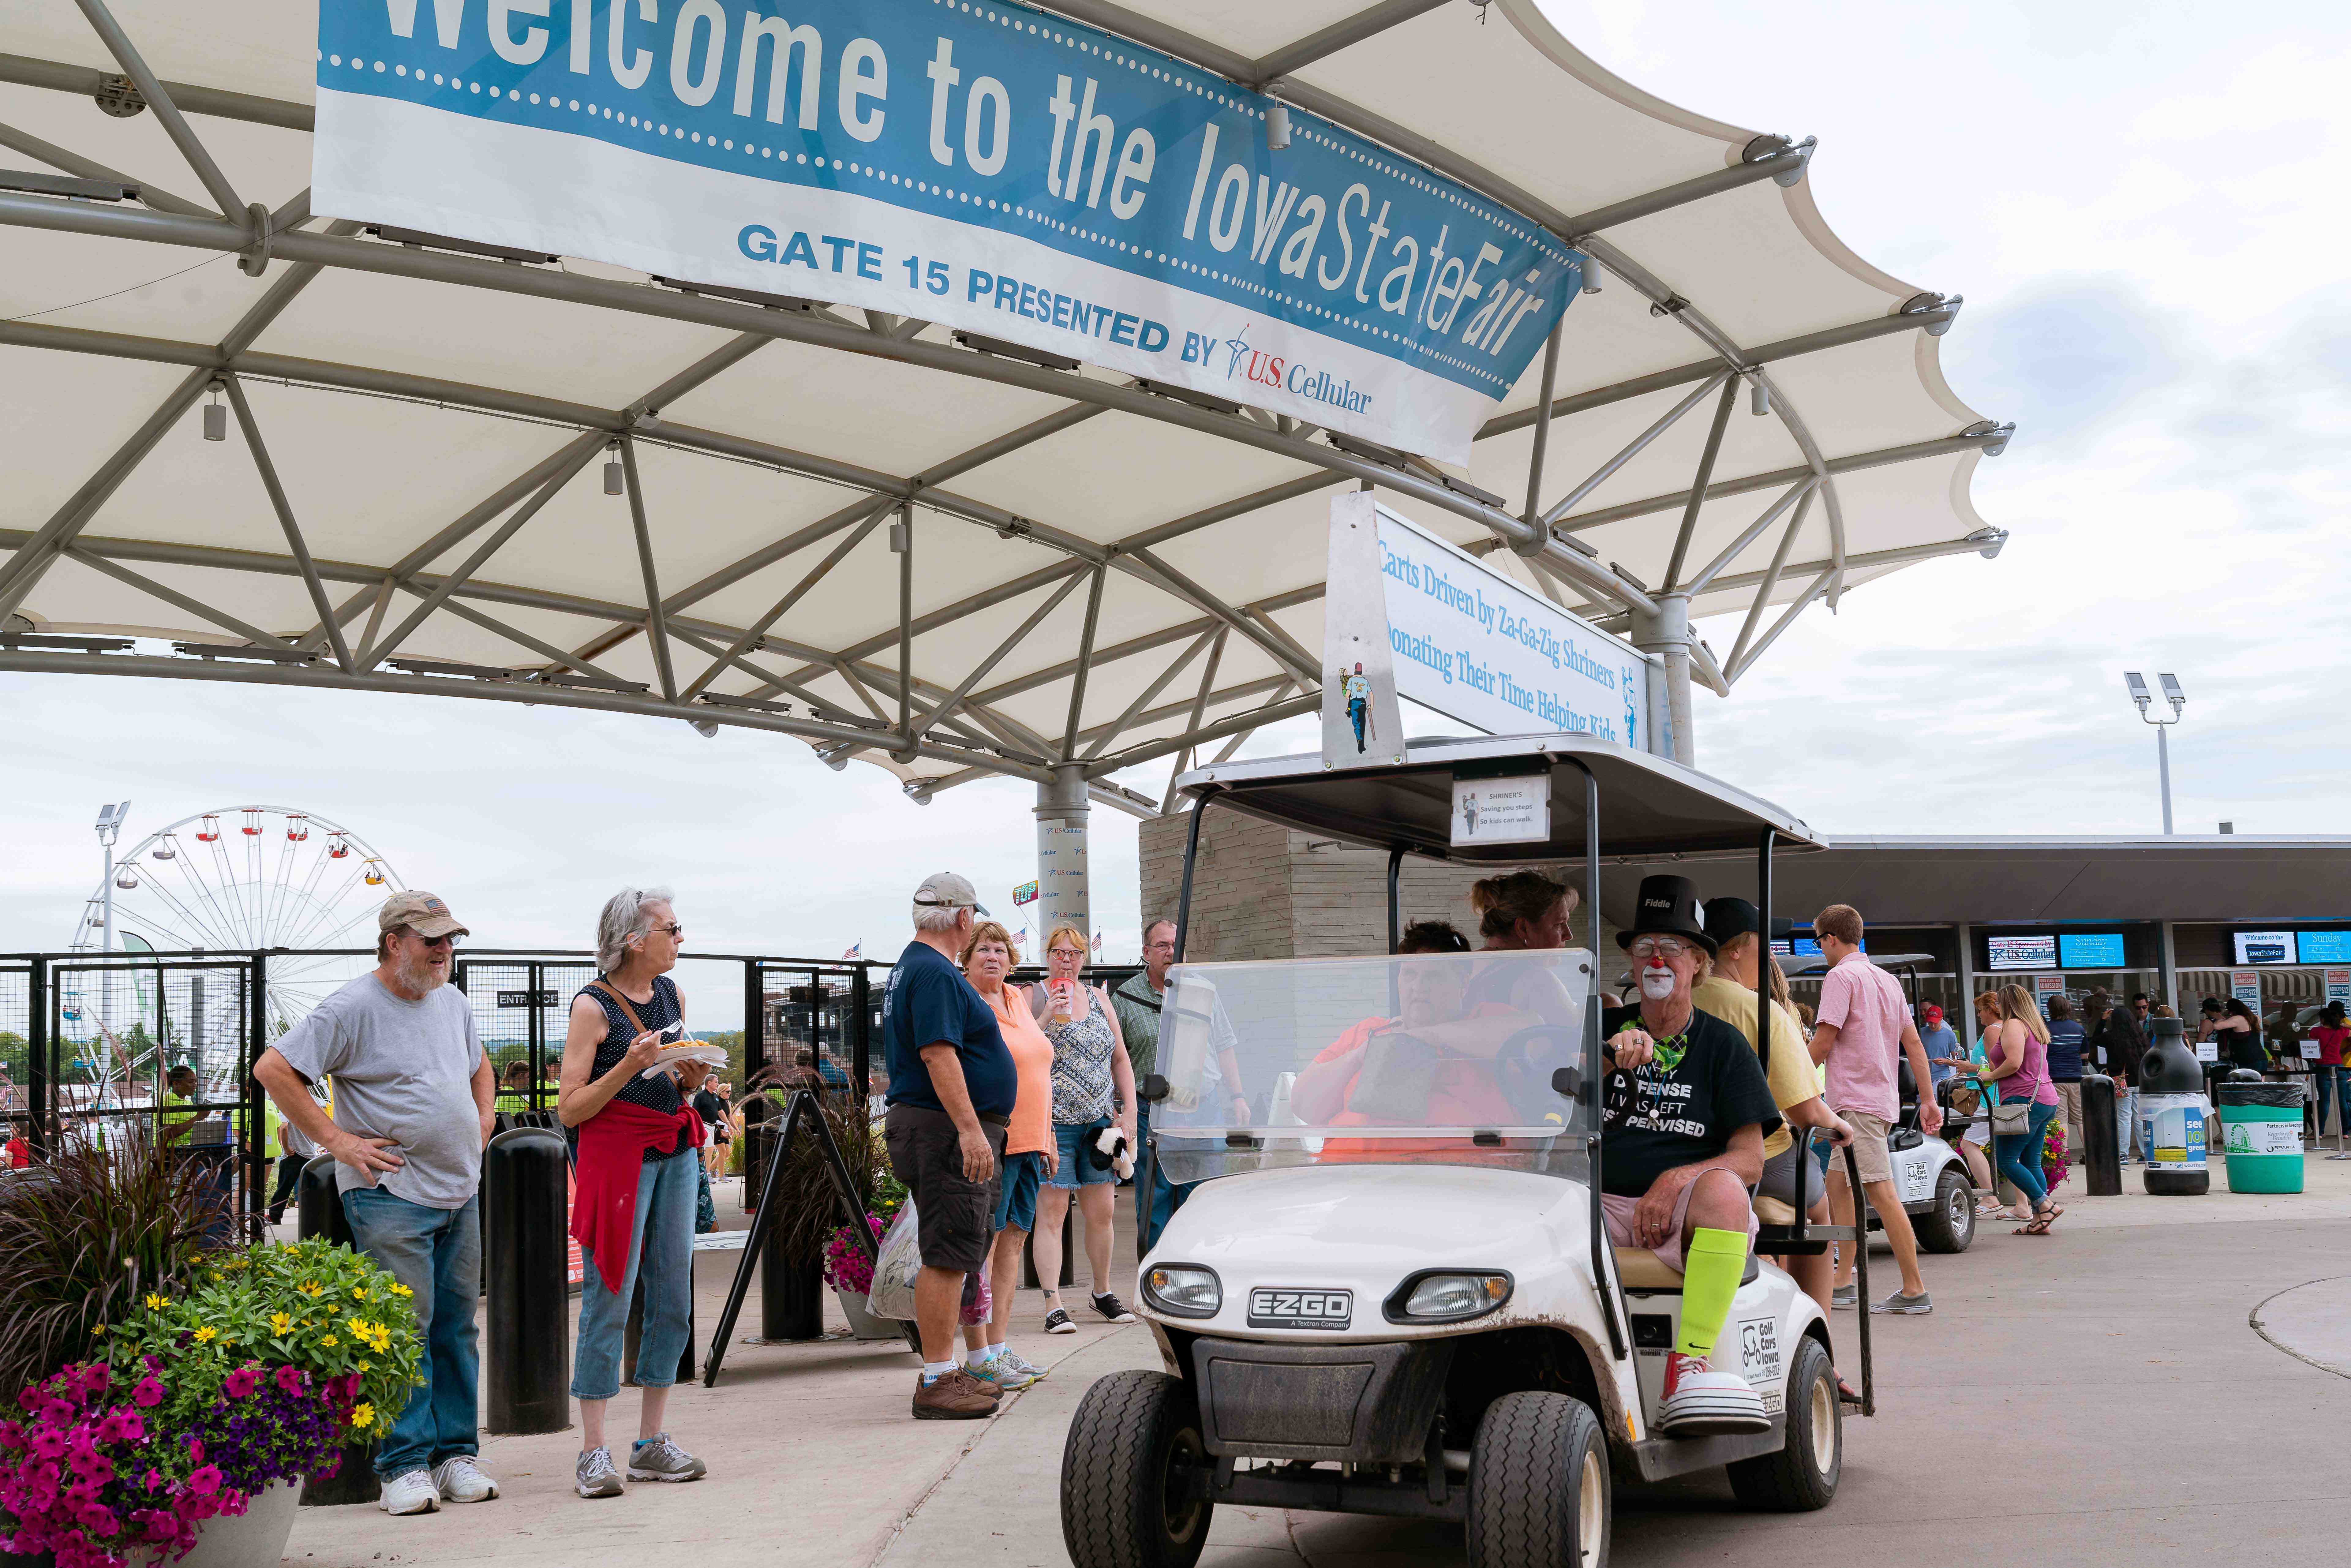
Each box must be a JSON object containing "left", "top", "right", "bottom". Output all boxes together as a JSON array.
[{"left": 5, "top": 1, "right": 2344, "bottom": 1025}]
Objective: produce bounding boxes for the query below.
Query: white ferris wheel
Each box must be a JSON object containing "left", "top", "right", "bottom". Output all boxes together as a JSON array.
[{"left": 67, "top": 805, "right": 406, "bottom": 1042}]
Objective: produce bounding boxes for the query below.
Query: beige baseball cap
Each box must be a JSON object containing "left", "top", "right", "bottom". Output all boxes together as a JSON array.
[
  {"left": 377, "top": 890, "right": 470, "bottom": 940},
  {"left": 912, "top": 872, "right": 988, "bottom": 917}
]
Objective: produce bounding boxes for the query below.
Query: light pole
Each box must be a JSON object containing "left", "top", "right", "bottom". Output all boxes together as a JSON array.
[
  {"left": 93, "top": 800, "right": 130, "bottom": 1043},
  {"left": 2122, "top": 673, "right": 2184, "bottom": 833}
]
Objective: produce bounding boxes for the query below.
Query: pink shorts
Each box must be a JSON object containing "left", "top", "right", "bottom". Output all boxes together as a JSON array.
[{"left": 1600, "top": 1165, "right": 1759, "bottom": 1274}]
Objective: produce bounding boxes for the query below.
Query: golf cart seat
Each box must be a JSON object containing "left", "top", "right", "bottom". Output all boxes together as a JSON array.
[
  {"left": 1889, "top": 1061, "right": 1926, "bottom": 1150},
  {"left": 1612, "top": 1247, "right": 1761, "bottom": 1292},
  {"left": 1752, "top": 1195, "right": 1799, "bottom": 1226}
]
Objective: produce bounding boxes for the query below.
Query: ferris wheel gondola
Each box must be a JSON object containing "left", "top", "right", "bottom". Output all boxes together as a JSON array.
[{"left": 68, "top": 806, "right": 408, "bottom": 1045}]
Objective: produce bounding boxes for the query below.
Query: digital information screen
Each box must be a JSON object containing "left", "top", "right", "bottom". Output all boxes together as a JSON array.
[
  {"left": 2296, "top": 930, "right": 2351, "bottom": 963},
  {"left": 1769, "top": 937, "right": 1844, "bottom": 961},
  {"left": 2234, "top": 931, "right": 2298, "bottom": 965},
  {"left": 2057, "top": 932, "right": 2127, "bottom": 968},
  {"left": 1987, "top": 934, "right": 2057, "bottom": 970}
]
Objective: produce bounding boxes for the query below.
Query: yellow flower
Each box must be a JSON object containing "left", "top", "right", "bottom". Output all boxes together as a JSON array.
[
  {"left": 192, "top": 1327, "right": 217, "bottom": 1344},
  {"left": 90, "top": 1324, "right": 107, "bottom": 1336},
  {"left": 325, "top": 1304, "right": 339, "bottom": 1315},
  {"left": 297, "top": 1282, "right": 324, "bottom": 1299},
  {"left": 358, "top": 1361, "right": 372, "bottom": 1374},
  {"left": 351, "top": 1287, "right": 367, "bottom": 1301},
  {"left": 144, "top": 1294, "right": 167, "bottom": 1311},
  {"left": 269, "top": 1313, "right": 292, "bottom": 1335},
  {"left": 350, "top": 1403, "right": 374, "bottom": 1428},
  {"left": 387, "top": 1282, "right": 413, "bottom": 1299},
  {"left": 320, "top": 1334, "right": 339, "bottom": 1348}
]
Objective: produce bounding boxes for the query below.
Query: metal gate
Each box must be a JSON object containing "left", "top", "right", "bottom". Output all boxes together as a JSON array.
[
  {"left": 7, "top": 953, "right": 265, "bottom": 1226},
  {"left": 755, "top": 962, "right": 872, "bottom": 1105},
  {"left": 453, "top": 956, "right": 599, "bottom": 1111}
]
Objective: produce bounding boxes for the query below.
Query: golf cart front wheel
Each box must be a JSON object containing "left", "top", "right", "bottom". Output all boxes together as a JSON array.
[
  {"left": 1725, "top": 1336, "right": 1840, "bottom": 1511},
  {"left": 1915, "top": 1166, "right": 1976, "bottom": 1253},
  {"left": 1061, "top": 1370, "right": 1213, "bottom": 1568},
  {"left": 1465, "top": 1391, "right": 1609, "bottom": 1568}
]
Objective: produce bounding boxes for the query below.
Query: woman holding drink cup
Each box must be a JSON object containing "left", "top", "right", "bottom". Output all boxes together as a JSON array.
[{"left": 1027, "top": 923, "right": 1138, "bottom": 1334}]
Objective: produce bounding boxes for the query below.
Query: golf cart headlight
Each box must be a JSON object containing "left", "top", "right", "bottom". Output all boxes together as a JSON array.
[
  {"left": 1143, "top": 1264, "right": 1222, "bottom": 1319},
  {"left": 1389, "top": 1271, "right": 1512, "bottom": 1323}
]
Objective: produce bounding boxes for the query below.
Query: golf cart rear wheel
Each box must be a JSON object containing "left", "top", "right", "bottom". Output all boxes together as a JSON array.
[
  {"left": 1061, "top": 1370, "right": 1212, "bottom": 1568},
  {"left": 1915, "top": 1166, "right": 1976, "bottom": 1254},
  {"left": 1725, "top": 1337, "right": 1840, "bottom": 1511},
  {"left": 1465, "top": 1391, "right": 1609, "bottom": 1568}
]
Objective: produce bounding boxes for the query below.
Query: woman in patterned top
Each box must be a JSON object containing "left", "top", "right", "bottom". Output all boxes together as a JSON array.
[
  {"left": 558, "top": 887, "right": 710, "bottom": 1499},
  {"left": 1026, "top": 923, "right": 1138, "bottom": 1334}
]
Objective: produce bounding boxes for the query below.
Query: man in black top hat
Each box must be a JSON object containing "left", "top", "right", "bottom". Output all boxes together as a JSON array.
[{"left": 1599, "top": 875, "right": 1780, "bottom": 1436}]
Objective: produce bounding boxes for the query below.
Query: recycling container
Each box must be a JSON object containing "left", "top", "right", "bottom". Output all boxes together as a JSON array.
[{"left": 2217, "top": 1080, "right": 2306, "bottom": 1193}]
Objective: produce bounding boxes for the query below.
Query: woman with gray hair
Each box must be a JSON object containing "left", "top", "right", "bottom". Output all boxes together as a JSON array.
[{"left": 559, "top": 886, "right": 711, "bottom": 1498}]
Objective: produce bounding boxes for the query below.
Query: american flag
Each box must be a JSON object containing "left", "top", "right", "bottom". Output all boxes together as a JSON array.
[{"left": 841, "top": 941, "right": 862, "bottom": 960}]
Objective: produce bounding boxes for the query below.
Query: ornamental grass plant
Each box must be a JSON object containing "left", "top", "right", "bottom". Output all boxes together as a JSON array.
[
  {"left": 1, "top": 1239, "right": 422, "bottom": 1568},
  {"left": 0, "top": 1128, "right": 218, "bottom": 1404}
]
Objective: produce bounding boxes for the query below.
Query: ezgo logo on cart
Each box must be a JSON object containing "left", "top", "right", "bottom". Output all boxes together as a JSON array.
[{"left": 1248, "top": 1288, "right": 1352, "bottom": 1330}]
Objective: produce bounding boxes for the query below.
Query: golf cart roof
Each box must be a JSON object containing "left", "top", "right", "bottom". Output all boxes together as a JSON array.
[
  {"left": 1791, "top": 953, "right": 1938, "bottom": 975},
  {"left": 1171, "top": 734, "right": 1823, "bottom": 862}
]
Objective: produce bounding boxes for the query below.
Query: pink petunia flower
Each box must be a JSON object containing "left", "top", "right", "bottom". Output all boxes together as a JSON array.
[
  {"left": 222, "top": 1366, "right": 260, "bottom": 1399},
  {"left": 0, "top": 1419, "right": 23, "bottom": 1448},
  {"left": 130, "top": 1378, "right": 163, "bottom": 1409},
  {"left": 77, "top": 1363, "right": 109, "bottom": 1397},
  {"left": 39, "top": 1399, "right": 73, "bottom": 1425},
  {"left": 27, "top": 1426, "right": 66, "bottom": 1460},
  {"left": 272, "top": 1365, "right": 308, "bottom": 1396},
  {"left": 187, "top": 1464, "right": 221, "bottom": 1496},
  {"left": 185, "top": 1438, "right": 204, "bottom": 1465}
]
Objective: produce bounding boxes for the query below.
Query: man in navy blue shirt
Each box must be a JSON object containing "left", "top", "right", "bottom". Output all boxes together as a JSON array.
[{"left": 882, "top": 872, "right": 1017, "bottom": 1420}]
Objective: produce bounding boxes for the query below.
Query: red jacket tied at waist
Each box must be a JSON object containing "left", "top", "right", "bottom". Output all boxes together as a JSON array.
[{"left": 571, "top": 1099, "right": 704, "bottom": 1294}]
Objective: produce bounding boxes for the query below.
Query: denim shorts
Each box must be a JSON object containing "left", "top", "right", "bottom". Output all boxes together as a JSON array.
[
  {"left": 1049, "top": 1117, "right": 1117, "bottom": 1188},
  {"left": 994, "top": 1150, "right": 1044, "bottom": 1231}
]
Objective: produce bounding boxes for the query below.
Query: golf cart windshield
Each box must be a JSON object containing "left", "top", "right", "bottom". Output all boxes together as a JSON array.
[{"left": 1150, "top": 950, "right": 1595, "bottom": 1184}]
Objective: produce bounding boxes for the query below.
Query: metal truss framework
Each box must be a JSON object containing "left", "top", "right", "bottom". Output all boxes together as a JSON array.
[{"left": 0, "top": 1, "right": 2010, "bottom": 812}]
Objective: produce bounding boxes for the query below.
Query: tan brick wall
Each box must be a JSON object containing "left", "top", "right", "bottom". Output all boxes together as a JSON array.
[{"left": 1140, "top": 809, "right": 1623, "bottom": 964}]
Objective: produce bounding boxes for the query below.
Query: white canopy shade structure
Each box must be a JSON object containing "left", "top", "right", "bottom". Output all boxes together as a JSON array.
[{"left": 0, "top": 1, "right": 2007, "bottom": 931}]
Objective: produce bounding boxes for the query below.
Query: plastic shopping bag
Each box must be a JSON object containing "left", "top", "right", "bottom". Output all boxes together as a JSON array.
[
  {"left": 960, "top": 1260, "right": 992, "bottom": 1326},
  {"left": 866, "top": 1202, "right": 924, "bottom": 1321}
]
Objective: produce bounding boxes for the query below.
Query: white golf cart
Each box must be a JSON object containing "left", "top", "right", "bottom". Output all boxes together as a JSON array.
[
  {"left": 1060, "top": 735, "right": 1877, "bottom": 1568},
  {"left": 1789, "top": 954, "right": 1978, "bottom": 1255}
]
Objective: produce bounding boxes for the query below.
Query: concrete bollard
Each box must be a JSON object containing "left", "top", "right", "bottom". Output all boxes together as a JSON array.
[
  {"left": 484, "top": 1127, "right": 571, "bottom": 1434},
  {"left": 2080, "top": 1074, "right": 2121, "bottom": 1195},
  {"left": 294, "top": 1156, "right": 376, "bottom": 1506}
]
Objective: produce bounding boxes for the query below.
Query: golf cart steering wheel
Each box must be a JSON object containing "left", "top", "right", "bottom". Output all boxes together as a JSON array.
[{"left": 1493, "top": 1024, "right": 1585, "bottom": 1123}]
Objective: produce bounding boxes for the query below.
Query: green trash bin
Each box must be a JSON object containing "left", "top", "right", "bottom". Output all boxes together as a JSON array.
[{"left": 2216, "top": 1081, "right": 2305, "bottom": 1193}]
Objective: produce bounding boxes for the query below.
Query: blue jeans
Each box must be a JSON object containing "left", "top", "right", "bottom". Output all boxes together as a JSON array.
[
  {"left": 1135, "top": 1103, "right": 1191, "bottom": 1253},
  {"left": 340, "top": 1188, "right": 481, "bottom": 1479},
  {"left": 1993, "top": 1101, "right": 2056, "bottom": 1211},
  {"left": 2315, "top": 1066, "right": 2350, "bottom": 1142},
  {"left": 571, "top": 1150, "right": 698, "bottom": 1400},
  {"left": 2114, "top": 1085, "right": 2139, "bottom": 1160}
]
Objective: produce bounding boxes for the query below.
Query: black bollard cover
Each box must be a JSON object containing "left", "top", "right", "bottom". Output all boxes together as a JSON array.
[
  {"left": 484, "top": 1127, "right": 570, "bottom": 1435},
  {"left": 2080, "top": 1074, "right": 2121, "bottom": 1195},
  {"left": 294, "top": 1156, "right": 376, "bottom": 1506},
  {"left": 2139, "top": 1017, "right": 2211, "bottom": 1195},
  {"left": 745, "top": 1118, "right": 825, "bottom": 1341}
]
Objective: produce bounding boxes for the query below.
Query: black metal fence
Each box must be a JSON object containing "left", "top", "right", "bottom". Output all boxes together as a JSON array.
[{"left": 0, "top": 945, "right": 1147, "bottom": 1220}]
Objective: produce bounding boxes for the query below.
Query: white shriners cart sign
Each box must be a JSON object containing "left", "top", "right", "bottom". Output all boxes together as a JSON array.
[
  {"left": 1321, "top": 492, "right": 1654, "bottom": 767},
  {"left": 313, "top": 1, "right": 1583, "bottom": 464}
]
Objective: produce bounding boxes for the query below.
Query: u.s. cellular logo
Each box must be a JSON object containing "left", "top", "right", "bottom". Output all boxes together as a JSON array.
[{"left": 1177, "top": 321, "right": 1374, "bottom": 415}]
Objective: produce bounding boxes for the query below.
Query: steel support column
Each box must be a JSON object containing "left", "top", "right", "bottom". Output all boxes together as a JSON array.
[
  {"left": 1035, "top": 762, "right": 1092, "bottom": 943},
  {"left": 1628, "top": 593, "right": 1694, "bottom": 766}
]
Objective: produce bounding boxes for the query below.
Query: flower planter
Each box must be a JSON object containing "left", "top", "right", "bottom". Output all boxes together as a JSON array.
[
  {"left": 834, "top": 1289, "right": 901, "bottom": 1341},
  {"left": 178, "top": 1478, "right": 302, "bottom": 1568}
]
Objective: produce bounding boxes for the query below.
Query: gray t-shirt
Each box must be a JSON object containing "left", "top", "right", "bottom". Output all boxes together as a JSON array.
[{"left": 273, "top": 974, "right": 485, "bottom": 1209}]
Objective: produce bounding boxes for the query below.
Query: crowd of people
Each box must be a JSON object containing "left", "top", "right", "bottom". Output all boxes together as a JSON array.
[{"left": 177, "top": 863, "right": 2347, "bottom": 1502}]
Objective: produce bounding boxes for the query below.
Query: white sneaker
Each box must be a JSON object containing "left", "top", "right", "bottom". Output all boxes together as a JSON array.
[
  {"left": 378, "top": 1468, "right": 440, "bottom": 1515},
  {"left": 432, "top": 1454, "right": 500, "bottom": 1503},
  {"left": 1657, "top": 1351, "right": 1769, "bottom": 1437}
]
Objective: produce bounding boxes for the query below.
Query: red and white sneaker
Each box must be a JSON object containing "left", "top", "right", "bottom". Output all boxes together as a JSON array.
[{"left": 1658, "top": 1351, "right": 1769, "bottom": 1436}]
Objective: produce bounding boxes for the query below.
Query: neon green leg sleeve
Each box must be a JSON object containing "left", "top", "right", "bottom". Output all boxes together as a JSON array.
[{"left": 1674, "top": 1227, "right": 1749, "bottom": 1360}]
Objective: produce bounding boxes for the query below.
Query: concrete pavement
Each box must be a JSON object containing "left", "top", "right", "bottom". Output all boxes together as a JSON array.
[{"left": 283, "top": 1158, "right": 2351, "bottom": 1568}]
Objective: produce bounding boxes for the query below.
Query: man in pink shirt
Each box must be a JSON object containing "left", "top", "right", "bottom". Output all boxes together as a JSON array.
[{"left": 1807, "top": 904, "right": 1943, "bottom": 1315}]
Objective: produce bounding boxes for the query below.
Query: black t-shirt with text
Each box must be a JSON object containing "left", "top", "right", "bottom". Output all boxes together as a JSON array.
[{"left": 1598, "top": 1006, "right": 1781, "bottom": 1197}]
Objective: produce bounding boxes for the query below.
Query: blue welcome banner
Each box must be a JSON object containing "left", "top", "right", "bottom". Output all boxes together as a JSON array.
[{"left": 314, "top": 0, "right": 1583, "bottom": 460}]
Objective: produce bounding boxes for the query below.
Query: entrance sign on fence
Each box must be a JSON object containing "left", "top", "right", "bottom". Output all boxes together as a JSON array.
[
  {"left": 1322, "top": 492, "right": 1652, "bottom": 766},
  {"left": 2230, "top": 969, "right": 2261, "bottom": 1008},
  {"left": 2327, "top": 968, "right": 2351, "bottom": 1009},
  {"left": 313, "top": 0, "right": 1582, "bottom": 462}
]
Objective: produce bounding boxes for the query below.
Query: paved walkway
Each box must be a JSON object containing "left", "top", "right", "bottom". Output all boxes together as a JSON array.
[{"left": 283, "top": 1158, "right": 2351, "bottom": 1568}]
